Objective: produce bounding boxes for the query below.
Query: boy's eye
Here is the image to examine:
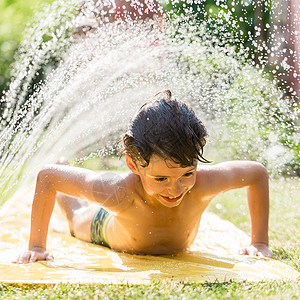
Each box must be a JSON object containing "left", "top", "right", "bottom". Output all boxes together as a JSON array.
[
  {"left": 154, "top": 177, "right": 167, "bottom": 182},
  {"left": 184, "top": 172, "right": 194, "bottom": 177}
]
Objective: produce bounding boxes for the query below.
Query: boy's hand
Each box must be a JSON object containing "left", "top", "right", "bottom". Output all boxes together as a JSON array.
[
  {"left": 239, "top": 243, "right": 273, "bottom": 258},
  {"left": 13, "top": 247, "right": 54, "bottom": 264}
]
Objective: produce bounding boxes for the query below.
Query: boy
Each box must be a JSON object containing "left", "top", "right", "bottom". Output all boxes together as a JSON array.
[{"left": 15, "top": 90, "right": 273, "bottom": 264}]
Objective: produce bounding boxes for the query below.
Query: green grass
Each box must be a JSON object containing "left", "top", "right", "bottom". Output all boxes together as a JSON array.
[
  {"left": 0, "top": 178, "right": 299, "bottom": 299},
  {"left": 208, "top": 178, "right": 300, "bottom": 272},
  {"left": 0, "top": 280, "right": 300, "bottom": 299}
]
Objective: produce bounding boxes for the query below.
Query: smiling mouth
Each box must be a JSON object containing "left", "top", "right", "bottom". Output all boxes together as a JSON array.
[{"left": 161, "top": 193, "right": 183, "bottom": 202}]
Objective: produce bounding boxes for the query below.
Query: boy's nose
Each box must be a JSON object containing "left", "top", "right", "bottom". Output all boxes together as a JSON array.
[{"left": 167, "top": 182, "right": 183, "bottom": 197}]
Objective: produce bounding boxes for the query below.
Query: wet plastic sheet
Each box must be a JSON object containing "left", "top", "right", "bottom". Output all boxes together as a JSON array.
[{"left": 0, "top": 188, "right": 299, "bottom": 284}]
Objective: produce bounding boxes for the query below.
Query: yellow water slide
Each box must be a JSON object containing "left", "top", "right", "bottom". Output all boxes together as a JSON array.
[{"left": 0, "top": 187, "right": 298, "bottom": 284}]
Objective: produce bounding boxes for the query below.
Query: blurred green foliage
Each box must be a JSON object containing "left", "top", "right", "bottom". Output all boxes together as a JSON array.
[
  {"left": 0, "top": 0, "right": 55, "bottom": 97},
  {"left": 0, "top": 0, "right": 298, "bottom": 178},
  {"left": 163, "top": 0, "right": 272, "bottom": 63},
  {"left": 163, "top": 0, "right": 299, "bottom": 176},
  {"left": 179, "top": 38, "right": 299, "bottom": 176}
]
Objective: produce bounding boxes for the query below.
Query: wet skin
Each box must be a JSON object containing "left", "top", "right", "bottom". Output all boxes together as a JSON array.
[
  {"left": 107, "top": 154, "right": 203, "bottom": 254},
  {"left": 14, "top": 154, "right": 273, "bottom": 263}
]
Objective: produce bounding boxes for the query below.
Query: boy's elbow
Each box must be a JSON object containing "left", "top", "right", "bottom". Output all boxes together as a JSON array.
[
  {"left": 254, "top": 162, "right": 268, "bottom": 176},
  {"left": 36, "top": 165, "right": 56, "bottom": 186},
  {"left": 250, "top": 162, "right": 269, "bottom": 184}
]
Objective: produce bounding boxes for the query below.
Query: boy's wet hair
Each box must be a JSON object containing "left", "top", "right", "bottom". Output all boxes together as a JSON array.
[{"left": 122, "top": 90, "right": 210, "bottom": 167}]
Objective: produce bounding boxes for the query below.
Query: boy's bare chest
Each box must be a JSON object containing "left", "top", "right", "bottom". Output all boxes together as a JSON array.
[{"left": 114, "top": 197, "right": 206, "bottom": 254}]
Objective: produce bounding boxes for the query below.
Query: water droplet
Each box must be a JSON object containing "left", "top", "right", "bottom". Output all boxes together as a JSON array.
[
  {"left": 0, "top": 0, "right": 298, "bottom": 213},
  {"left": 216, "top": 203, "right": 223, "bottom": 210}
]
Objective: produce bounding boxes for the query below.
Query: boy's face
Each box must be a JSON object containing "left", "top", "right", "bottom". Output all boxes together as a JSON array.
[{"left": 126, "top": 154, "right": 197, "bottom": 208}]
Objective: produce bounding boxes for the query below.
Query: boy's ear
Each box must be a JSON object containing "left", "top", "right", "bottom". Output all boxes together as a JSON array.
[{"left": 125, "top": 154, "right": 139, "bottom": 174}]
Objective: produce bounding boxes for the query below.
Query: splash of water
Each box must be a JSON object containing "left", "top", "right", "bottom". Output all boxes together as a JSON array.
[{"left": 0, "top": 0, "right": 299, "bottom": 205}]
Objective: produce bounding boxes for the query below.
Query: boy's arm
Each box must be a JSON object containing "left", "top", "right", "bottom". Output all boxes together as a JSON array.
[
  {"left": 14, "top": 164, "right": 130, "bottom": 264},
  {"left": 199, "top": 161, "right": 272, "bottom": 257},
  {"left": 240, "top": 162, "right": 272, "bottom": 257}
]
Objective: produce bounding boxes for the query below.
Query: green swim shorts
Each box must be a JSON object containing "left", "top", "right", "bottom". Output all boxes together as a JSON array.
[{"left": 90, "top": 207, "right": 112, "bottom": 247}]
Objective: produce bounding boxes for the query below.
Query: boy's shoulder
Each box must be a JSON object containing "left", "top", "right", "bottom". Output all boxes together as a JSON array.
[
  {"left": 195, "top": 164, "right": 217, "bottom": 179},
  {"left": 91, "top": 171, "right": 138, "bottom": 197},
  {"left": 193, "top": 162, "right": 240, "bottom": 196},
  {"left": 194, "top": 165, "right": 215, "bottom": 191},
  {"left": 122, "top": 171, "right": 139, "bottom": 182},
  {"left": 195, "top": 161, "right": 247, "bottom": 185},
  {"left": 194, "top": 160, "right": 267, "bottom": 198},
  {"left": 122, "top": 172, "right": 141, "bottom": 192}
]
